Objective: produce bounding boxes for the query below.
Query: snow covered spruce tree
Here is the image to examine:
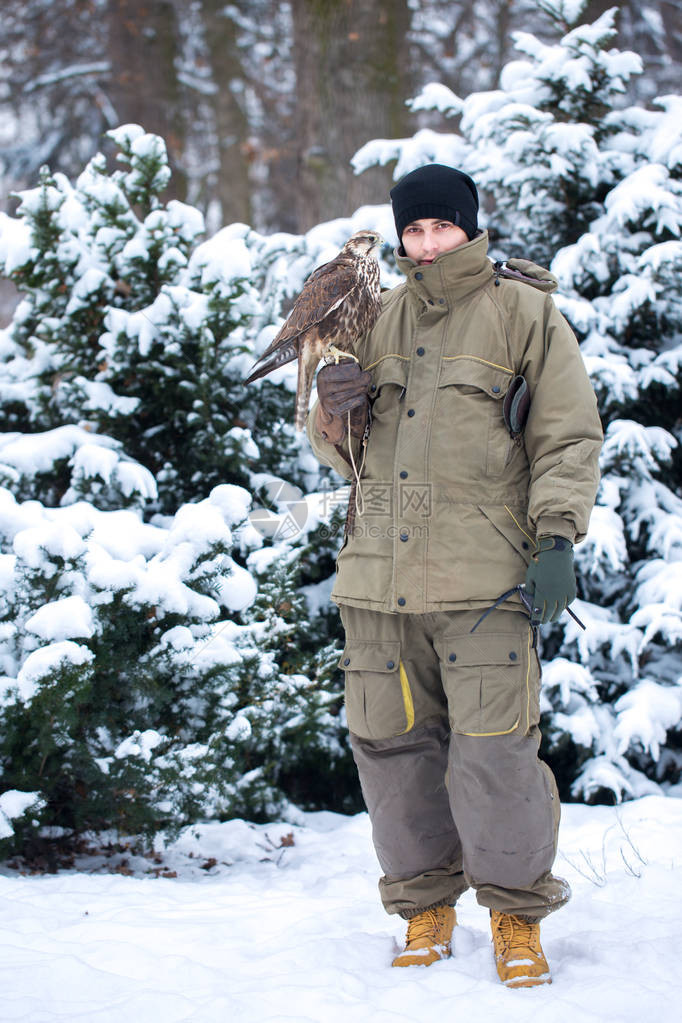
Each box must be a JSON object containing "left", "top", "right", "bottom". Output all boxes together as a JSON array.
[
  {"left": 0, "top": 125, "right": 295, "bottom": 510},
  {"left": 0, "top": 126, "right": 354, "bottom": 857},
  {"left": 353, "top": 0, "right": 682, "bottom": 801}
]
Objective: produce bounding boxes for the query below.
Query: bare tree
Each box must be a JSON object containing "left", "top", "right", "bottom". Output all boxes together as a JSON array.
[
  {"left": 197, "top": 0, "right": 253, "bottom": 228},
  {"left": 290, "top": 0, "right": 415, "bottom": 231},
  {"left": 1, "top": 0, "right": 681, "bottom": 232},
  {"left": 0, "top": 0, "right": 110, "bottom": 208},
  {"left": 106, "top": 0, "right": 188, "bottom": 199}
]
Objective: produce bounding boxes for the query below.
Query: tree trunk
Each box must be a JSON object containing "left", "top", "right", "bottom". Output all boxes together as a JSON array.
[
  {"left": 290, "top": 0, "right": 414, "bottom": 232},
  {"left": 199, "top": 0, "right": 253, "bottom": 229},
  {"left": 107, "top": 0, "right": 187, "bottom": 199}
]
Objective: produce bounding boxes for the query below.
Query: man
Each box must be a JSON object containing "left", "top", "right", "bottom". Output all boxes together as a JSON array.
[{"left": 306, "top": 164, "right": 602, "bottom": 987}]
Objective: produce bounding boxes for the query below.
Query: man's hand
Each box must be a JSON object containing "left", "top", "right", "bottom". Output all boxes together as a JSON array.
[
  {"left": 525, "top": 535, "right": 576, "bottom": 625},
  {"left": 315, "top": 362, "right": 372, "bottom": 444}
]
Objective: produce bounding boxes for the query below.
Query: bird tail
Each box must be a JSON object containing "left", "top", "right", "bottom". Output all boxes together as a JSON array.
[
  {"left": 294, "top": 355, "right": 314, "bottom": 432},
  {"left": 244, "top": 340, "right": 298, "bottom": 385}
]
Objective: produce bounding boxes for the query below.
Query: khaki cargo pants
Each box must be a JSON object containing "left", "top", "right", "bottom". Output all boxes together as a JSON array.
[{"left": 339, "top": 604, "right": 569, "bottom": 921}]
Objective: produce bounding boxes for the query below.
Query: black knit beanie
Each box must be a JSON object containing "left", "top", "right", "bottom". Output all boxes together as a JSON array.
[{"left": 390, "top": 164, "right": 479, "bottom": 242}]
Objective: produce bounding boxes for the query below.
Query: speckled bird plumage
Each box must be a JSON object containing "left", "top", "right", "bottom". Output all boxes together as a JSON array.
[{"left": 244, "top": 230, "right": 383, "bottom": 430}]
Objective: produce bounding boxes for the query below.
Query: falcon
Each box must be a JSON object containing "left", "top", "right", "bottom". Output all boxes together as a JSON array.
[{"left": 244, "top": 230, "right": 383, "bottom": 430}]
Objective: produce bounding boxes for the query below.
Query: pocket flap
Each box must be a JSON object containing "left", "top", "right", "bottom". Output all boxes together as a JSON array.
[
  {"left": 439, "top": 357, "right": 512, "bottom": 398},
  {"left": 437, "top": 633, "right": 521, "bottom": 667},
  {"left": 479, "top": 504, "right": 533, "bottom": 564},
  {"left": 368, "top": 355, "right": 409, "bottom": 391},
  {"left": 339, "top": 640, "right": 401, "bottom": 672}
]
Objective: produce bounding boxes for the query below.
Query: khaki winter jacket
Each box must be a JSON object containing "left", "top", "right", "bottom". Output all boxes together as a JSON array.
[{"left": 307, "top": 231, "right": 602, "bottom": 613}]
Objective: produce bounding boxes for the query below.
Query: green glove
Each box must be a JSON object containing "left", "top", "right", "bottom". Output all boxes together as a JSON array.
[{"left": 525, "top": 535, "right": 576, "bottom": 625}]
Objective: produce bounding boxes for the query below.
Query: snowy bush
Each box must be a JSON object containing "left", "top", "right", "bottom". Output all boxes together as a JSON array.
[
  {"left": 0, "top": 126, "right": 359, "bottom": 857},
  {"left": 355, "top": 0, "right": 682, "bottom": 802}
]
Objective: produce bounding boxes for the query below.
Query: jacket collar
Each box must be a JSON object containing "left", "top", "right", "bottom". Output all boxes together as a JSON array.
[{"left": 396, "top": 230, "right": 494, "bottom": 306}]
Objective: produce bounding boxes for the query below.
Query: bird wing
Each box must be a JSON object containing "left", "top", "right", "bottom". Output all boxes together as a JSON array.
[
  {"left": 245, "top": 258, "right": 358, "bottom": 383},
  {"left": 275, "top": 259, "right": 358, "bottom": 346}
]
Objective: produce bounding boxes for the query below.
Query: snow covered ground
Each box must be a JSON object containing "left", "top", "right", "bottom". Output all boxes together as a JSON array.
[{"left": 1, "top": 795, "right": 680, "bottom": 1022}]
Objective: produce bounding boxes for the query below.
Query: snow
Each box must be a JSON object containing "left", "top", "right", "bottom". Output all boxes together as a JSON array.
[
  {"left": 13, "top": 521, "right": 87, "bottom": 568},
  {"left": 64, "top": 266, "right": 111, "bottom": 314},
  {"left": 0, "top": 425, "right": 117, "bottom": 477},
  {"left": 602, "top": 164, "right": 681, "bottom": 237},
  {"left": 407, "top": 81, "right": 462, "bottom": 116},
  {"left": 0, "top": 796, "right": 680, "bottom": 1020},
  {"left": 647, "top": 95, "right": 682, "bottom": 169},
  {"left": 107, "top": 123, "right": 145, "bottom": 149},
  {"left": 23, "top": 62, "right": 111, "bottom": 92},
  {"left": 636, "top": 560, "right": 682, "bottom": 611},
  {"left": 207, "top": 484, "right": 253, "bottom": 527},
  {"left": 16, "top": 640, "right": 94, "bottom": 701},
  {"left": 0, "top": 212, "right": 32, "bottom": 275},
  {"left": 24, "top": 594, "right": 95, "bottom": 641},
  {"left": 614, "top": 679, "right": 682, "bottom": 759},
  {"left": 190, "top": 224, "right": 253, "bottom": 283},
  {"left": 0, "top": 791, "right": 43, "bottom": 840},
  {"left": 352, "top": 129, "right": 470, "bottom": 189},
  {"left": 76, "top": 379, "right": 141, "bottom": 417},
  {"left": 218, "top": 562, "right": 258, "bottom": 612},
  {"left": 114, "top": 729, "right": 164, "bottom": 764},
  {"left": 68, "top": 443, "right": 157, "bottom": 501}
]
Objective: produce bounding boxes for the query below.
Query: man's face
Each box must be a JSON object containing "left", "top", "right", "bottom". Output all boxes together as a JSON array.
[{"left": 401, "top": 218, "right": 469, "bottom": 265}]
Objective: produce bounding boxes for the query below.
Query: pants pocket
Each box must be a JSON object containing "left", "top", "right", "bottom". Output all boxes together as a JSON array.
[
  {"left": 339, "top": 641, "right": 414, "bottom": 739},
  {"left": 436, "top": 630, "right": 535, "bottom": 736}
]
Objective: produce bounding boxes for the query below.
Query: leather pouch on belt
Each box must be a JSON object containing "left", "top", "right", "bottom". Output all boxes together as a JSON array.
[{"left": 502, "top": 375, "right": 530, "bottom": 438}]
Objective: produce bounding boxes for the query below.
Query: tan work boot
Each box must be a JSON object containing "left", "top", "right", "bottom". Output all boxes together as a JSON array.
[
  {"left": 490, "top": 910, "right": 552, "bottom": 988},
  {"left": 392, "top": 906, "right": 456, "bottom": 967}
]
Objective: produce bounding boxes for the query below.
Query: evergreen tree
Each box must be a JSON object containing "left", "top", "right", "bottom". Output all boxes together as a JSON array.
[
  {"left": 241, "top": 500, "right": 361, "bottom": 814},
  {"left": 353, "top": 0, "right": 682, "bottom": 802},
  {"left": 0, "top": 124, "right": 304, "bottom": 512},
  {"left": 0, "top": 126, "right": 361, "bottom": 856}
]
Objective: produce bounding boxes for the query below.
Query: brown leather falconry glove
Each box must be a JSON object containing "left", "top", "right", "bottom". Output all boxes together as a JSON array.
[{"left": 315, "top": 362, "right": 372, "bottom": 445}]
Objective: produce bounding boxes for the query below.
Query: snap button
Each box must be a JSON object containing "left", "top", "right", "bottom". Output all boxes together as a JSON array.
[
  {"left": 438, "top": 298, "right": 445, "bottom": 305},
  {"left": 492, "top": 385, "right": 500, "bottom": 394},
  {"left": 398, "top": 597, "right": 406, "bottom": 606},
  {"left": 343, "top": 657, "right": 350, "bottom": 666},
  {"left": 386, "top": 660, "right": 395, "bottom": 670},
  {"left": 509, "top": 651, "right": 518, "bottom": 661},
  {"left": 428, "top": 299, "right": 434, "bottom": 305},
  {"left": 415, "top": 271, "right": 423, "bottom": 280},
  {"left": 522, "top": 541, "right": 529, "bottom": 550},
  {"left": 407, "top": 408, "right": 415, "bottom": 417},
  {"left": 416, "top": 347, "right": 425, "bottom": 356},
  {"left": 400, "top": 470, "right": 408, "bottom": 479},
  {"left": 449, "top": 653, "right": 456, "bottom": 662}
]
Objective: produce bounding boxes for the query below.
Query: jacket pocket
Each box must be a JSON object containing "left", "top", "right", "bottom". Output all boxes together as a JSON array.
[
  {"left": 436, "top": 631, "right": 532, "bottom": 736},
  {"left": 366, "top": 355, "right": 410, "bottom": 419},
  {"left": 437, "top": 357, "right": 514, "bottom": 477},
  {"left": 339, "top": 640, "right": 414, "bottom": 739},
  {"left": 479, "top": 504, "right": 534, "bottom": 566}
]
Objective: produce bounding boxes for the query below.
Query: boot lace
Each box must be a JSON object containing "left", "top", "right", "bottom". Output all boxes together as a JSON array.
[
  {"left": 493, "top": 913, "right": 539, "bottom": 958},
  {"left": 406, "top": 908, "right": 442, "bottom": 945}
]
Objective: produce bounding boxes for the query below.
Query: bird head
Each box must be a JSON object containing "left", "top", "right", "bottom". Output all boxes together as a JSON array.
[{"left": 344, "top": 230, "right": 383, "bottom": 258}]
